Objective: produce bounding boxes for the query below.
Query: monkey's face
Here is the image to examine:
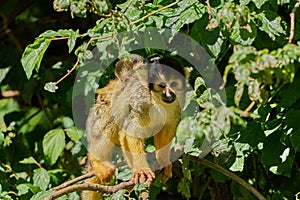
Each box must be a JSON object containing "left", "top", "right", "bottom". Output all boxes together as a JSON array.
[{"left": 148, "top": 59, "right": 186, "bottom": 106}]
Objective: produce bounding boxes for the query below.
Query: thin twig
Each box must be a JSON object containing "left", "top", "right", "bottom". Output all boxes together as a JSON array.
[
  {"left": 189, "top": 156, "right": 266, "bottom": 200},
  {"left": 54, "top": 35, "right": 112, "bottom": 86},
  {"left": 206, "top": 0, "right": 212, "bottom": 23},
  {"left": 241, "top": 101, "right": 255, "bottom": 117},
  {"left": 123, "top": 0, "right": 134, "bottom": 13},
  {"left": 129, "top": 0, "right": 179, "bottom": 26},
  {"left": 51, "top": 172, "right": 95, "bottom": 191},
  {"left": 44, "top": 181, "right": 136, "bottom": 200},
  {"left": 54, "top": 59, "right": 80, "bottom": 85},
  {"left": 288, "top": 0, "right": 300, "bottom": 43}
]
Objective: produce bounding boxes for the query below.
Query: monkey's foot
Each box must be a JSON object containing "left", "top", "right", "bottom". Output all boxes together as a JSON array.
[
  {"left": 92, "top": 161, "right": 115, "bottom": 183},
  {"left": 160, "top": 164, "right": 172, "bottom": 183},
  {"left": 132, "top": 169, "right": 155, "bottom": 184}
]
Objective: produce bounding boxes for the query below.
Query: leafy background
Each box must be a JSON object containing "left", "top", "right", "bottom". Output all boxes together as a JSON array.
[{"left": 0, "top": 0, "right": 300, "bottom": 199}]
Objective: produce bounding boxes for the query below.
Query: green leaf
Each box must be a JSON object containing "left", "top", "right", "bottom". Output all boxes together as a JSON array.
[
  {"left": 19, "top": 156, "right": 39, "bottom": 165},
  {"left": 21, "top": 38, "right": 51, "bottom": 79},
  {"left": 17, "top": 183, "right": 40, "bottom": 196},
  {"left": 33, "top": 168, "right": 50, "bottom": 191},
  {"left": 230, "top": 20, "right": 257, "bottom": 45},
  {"left": 42, "top": 129, "right": 66, "bottom": 165},
  {"left": 279, "top": 76, "right": 300, "bottom": 107},
  {"left": 109, "top": 190, "right": 127, "bottom": 200},
  {"left": 65, "top": 127, "right": 83, "bottom": 143},
  {"left": 30, "top": 190, "right": 54, "bottom": 200},
  {"left": 53, "top": 0, "right": 70, "bottom": 12},
  {"left": 191, "top": 17, "right": 225, "bottom": 58},
  {"left": 234, "top": 82, "right": 245, "bottom": 106},
  {"left": 0, "top": 66, "right": 11, "bottom": 83},
  {"left": 133, "top": 184, "right": 148, "bottom": 197},
  {"left": 54, "top": 116, "right": 74, "bottom": 128},
  {"left": 257, "top": 11, "right": 284, "bottom": 40},
  {"left": 0, "top": 130, "right": 4, "bottom": 147},
  {"left": 229, "top": 143, "right": 250, "bottom": 172},
  {"left": 261, "top": 133, "right": 284, "bottom": 169},
  {"left": 290, "top": 129, "right": 300, "bottom": 152},
  {"left": 44, "top": 82, "right": 58, "bottom": 93},
  {"left": 286, "top": 109, "right": 300, "bottom": 129},
  {"left": 67, "top": 29, "right": 79, "bottom": 53},
  {"left": 237, "top": 121, "right": 265, "bottom": 147},
  {"left": 252, "top": 0, "right": 267, "bottom": 9}
]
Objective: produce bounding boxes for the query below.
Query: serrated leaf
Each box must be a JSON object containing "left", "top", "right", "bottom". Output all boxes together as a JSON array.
[
  {"left": 65, "top": 127, "right": 83, "bottom": 143},
  {"left": 33, "top": 168, "right": 50, "bottom": 191},
  {"left": 42, "top": 129, "right": 65, "bottom": 165},
  {"left": 21, "top": 38, "right": 51, "bottom": 79},
  {"left": 44, "top": 82, "right": 58, "bottom": 93}
]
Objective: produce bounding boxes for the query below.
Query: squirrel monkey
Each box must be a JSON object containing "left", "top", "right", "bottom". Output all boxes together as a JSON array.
[{"left": 82, "top": 54, "right": 186, "bottom": 199}]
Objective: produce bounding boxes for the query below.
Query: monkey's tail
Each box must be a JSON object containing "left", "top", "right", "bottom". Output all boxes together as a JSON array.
[{"left": 81, "top": 176, "right": 103, "bottom": 200}]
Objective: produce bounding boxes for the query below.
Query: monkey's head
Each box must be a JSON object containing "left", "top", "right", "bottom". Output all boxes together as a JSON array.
[{"left": 148, "top": 56, "right": 186, "bottom": 105}]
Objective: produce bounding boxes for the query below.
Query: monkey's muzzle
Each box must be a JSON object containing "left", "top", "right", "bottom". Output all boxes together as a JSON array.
[{"left": 162, "top": 88, "right": 176, "bottom": 103}]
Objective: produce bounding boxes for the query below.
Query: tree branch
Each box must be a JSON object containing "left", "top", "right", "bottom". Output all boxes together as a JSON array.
[
  {"left": 288, "top": 0, "right": 300, "bottom": 43},
  {"left": 189, "top": 155, "right": 266, "bottom": 200},
  {"left": 45, "top": 180, "right": 136, "bottom": 200},
  {"left": 50, "top": 172, "right": 95, "bottom": 191}
]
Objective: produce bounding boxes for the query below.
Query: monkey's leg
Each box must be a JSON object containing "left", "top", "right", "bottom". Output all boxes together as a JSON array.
[
  {"left": 119, "top": 132, "right": 155, "bottom": 183},
  {"left": 154, "top": 126, "right": 176, "bottom": 183},
  {"left": 81, "top": 137, "right": 115, "bottom": 200}
]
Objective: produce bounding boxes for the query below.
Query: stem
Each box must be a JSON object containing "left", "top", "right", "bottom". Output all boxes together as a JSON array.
[
  {"left": 189, "top": 156, "right": 266, "bottom": 200},
  {"left": 130, "top": 0, "right": 179, "bottom": 26}
]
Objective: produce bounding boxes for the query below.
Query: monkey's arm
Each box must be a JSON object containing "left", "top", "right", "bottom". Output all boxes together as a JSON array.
[{"left": 119, "top": 131, "right": 155, "bottom": 183}]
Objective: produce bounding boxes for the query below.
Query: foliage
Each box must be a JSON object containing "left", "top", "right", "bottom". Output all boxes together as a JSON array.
[{"left": 1, "top": 0, "right": 300, "bottom": 199}]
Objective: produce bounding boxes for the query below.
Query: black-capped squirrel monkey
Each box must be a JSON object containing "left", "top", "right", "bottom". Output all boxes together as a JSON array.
[{"left": 82, "top": 54, "right": 186, "bottom": 199}]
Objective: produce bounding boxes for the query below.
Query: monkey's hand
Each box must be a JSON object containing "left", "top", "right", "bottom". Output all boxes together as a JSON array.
[{"left": 132, "top": 168, "right": 155, "bottom": 184}]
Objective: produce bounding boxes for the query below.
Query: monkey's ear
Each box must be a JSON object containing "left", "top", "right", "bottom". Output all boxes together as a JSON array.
[{"left": 114, "top": 54, "right": 145, "bottom": 81}]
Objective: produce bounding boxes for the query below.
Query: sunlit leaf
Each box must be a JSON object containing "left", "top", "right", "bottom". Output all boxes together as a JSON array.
[
  {"left": 44, "top": 82, "right": 58, "bottom": 93},
  {"left": 33, "top": 168, "right": 50, "bottom": 191},
  {"left": 21, "top": 38, "right": 51, "bottom": 79},
  {"left": 257, "top": 11, "right": 284, "bottom": 40},
  {"left": 65, "top": 127, "right": 83, "bottom": 143},
  {"left": 42, "top": 129, "right": 65, "bottom": 165}
]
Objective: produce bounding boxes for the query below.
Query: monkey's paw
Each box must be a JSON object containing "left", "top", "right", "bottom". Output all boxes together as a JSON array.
[
  {"left": 132, "top": 168, "right": 155, "bottom": 184},
  {"left": 93, "top": 161, "right": 115, "bottom": 183},
  {"left": 160, "top": 164, "right": 172, "bottom": 183}
]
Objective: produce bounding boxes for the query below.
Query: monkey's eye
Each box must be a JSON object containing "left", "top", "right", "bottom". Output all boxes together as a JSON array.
[
  {"left": 159, "top": 82, "right": 166, "bottom": 88},
  {"left": 170, "top": 81, "right": 177, "bottom": 87}
]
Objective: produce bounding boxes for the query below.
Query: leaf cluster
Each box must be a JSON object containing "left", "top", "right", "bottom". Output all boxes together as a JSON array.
[{"left": 1, "top": 0, "right": 300, "bottom": 199}]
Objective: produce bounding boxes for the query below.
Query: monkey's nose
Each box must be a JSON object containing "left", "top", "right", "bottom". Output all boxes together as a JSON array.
[{"left": 162, "top": 89, "right": 176, "bottom": 103}]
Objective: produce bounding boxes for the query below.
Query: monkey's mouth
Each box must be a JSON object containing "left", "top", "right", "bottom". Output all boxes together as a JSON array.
[{"left": 162, "top": 92, "right": 176, "bottom": 103}]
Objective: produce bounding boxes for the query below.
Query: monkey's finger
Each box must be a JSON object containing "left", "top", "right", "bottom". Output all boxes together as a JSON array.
[{"left": 139, "top": 173, "right": 146, "bottom": 183}]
